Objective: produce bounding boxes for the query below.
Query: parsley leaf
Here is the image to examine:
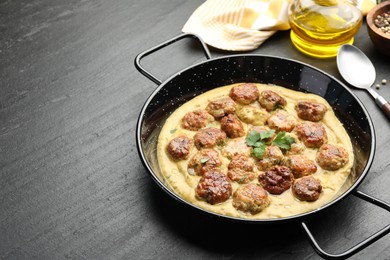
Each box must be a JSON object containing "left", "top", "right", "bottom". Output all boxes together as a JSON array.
[
  {"left": 253, "top": 145, "right": 266, "bottom": 158},
  {"left": 246, "top": 129, "right": 296, "bottom": 159},
  {"left": 272, "top": 131, "right": 295, "bottom": 150},
  {"left": 170, "top": 128, "right": 177, "bottom": 134},
  {"left": 260, "top": 129, "right": 275, "bottom": 140},
  {"left": 253, "top": 142, "right": 263, "bottom": 148},
  {"left": 246, "top": 130, "right": 261, "bottom": 146},
  {"left": 245, "top": 129, "right": 275, "bottom": 159}
]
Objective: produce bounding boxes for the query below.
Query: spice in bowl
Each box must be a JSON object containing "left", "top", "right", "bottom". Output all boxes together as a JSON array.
[
  {"left": 374, "top": 11, "right": 390, "bottom": 35},
  {"left": 366, "top": 1, "right": 390, "bottom": 56}
]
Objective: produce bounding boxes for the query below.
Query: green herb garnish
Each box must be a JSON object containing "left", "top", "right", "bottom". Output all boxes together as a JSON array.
[
  {"left": 272, "top": 131, "right": 295, "bottom": 150},
  {"left": 246, "top": 130, "right": 274, "bottom": 159},
  {"left": 238, "top": 175, "right": 248, "bottom": 184},
  {"left": 253, "top": 145, "right": 266, "bottom": 158},
  {"left": 273, "top": 103, "right": 285, "bottom": 111},
  {"left": 246, "top": 129, "right": 295, "bottom": 159},
  {"left": 170, "top": 128, "right": 177, "bottom": 134},
  {"left": 200, "top": 157, "right": 209, "bottom": 164}
]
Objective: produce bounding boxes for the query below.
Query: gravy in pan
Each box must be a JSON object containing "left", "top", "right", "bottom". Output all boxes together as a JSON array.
[{"left": 157, "top": 83, "right": 353, "bottom": 219}]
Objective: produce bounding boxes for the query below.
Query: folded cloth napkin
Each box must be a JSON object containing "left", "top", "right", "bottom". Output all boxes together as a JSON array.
[{"left": 182, "top": 0, "right": 376, "bottom": 51}]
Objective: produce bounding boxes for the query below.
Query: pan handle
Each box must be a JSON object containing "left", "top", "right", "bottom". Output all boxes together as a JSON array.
[
  {"left": 301, "top": 190, "right": 390, "bottom": 259},
  {"left": 134, "top": 33, "right": 212, "bottom": 85}
]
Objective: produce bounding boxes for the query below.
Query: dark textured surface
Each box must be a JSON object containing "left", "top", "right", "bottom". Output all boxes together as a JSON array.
[{"left": 1, "top": 0, "right": 389, "bottom": 259}]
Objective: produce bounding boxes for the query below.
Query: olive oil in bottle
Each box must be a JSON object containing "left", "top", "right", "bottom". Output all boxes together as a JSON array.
[{"left": 289, "top": 0, "right": 362, "bottom": 58}]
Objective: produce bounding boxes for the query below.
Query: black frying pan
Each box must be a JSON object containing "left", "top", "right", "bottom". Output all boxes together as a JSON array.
[{"left": 135, "top": 33, "right": 390, "bottom": 259}]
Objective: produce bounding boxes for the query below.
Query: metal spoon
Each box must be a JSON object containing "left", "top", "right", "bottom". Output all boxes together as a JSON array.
[{"left": 337, "top": 44, "right": 390, "bottom": 119}]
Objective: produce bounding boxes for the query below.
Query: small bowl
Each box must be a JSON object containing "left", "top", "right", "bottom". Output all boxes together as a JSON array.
[{"left": 366, "top": 1, "right": 390, "bottom": 56}]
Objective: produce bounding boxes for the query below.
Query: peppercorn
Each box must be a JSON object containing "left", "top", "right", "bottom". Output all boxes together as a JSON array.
[{"left": 374, "top": 11, "right": 390, "bottom": 35}]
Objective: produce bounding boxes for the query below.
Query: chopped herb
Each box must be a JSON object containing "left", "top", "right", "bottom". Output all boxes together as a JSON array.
[
  {"left": 246, "top": 129, "right": 294, "bottom": 159},
  {"left": 200, "top": 157, "right": 209, "bottom": 164},
  {"left": 259, "top": 129, "right": 275, "bottom": 140},
  {"left": 245, "top": 129, "right": 274, "bottom": 159},
  {"left": 272, "top": 131, "right": 295, "bottom": 150},
  {"left": 170, "top": 128, "right": 177, "bottom": 134},
  {"left": 273, "top": 103, "right": 285, "bottom": 111},
  {"left": 253, "top": 142, "right": 263, "bottom": 148},
  {"left": 246, "top": 130, "right": 261, "bottom": 146},
  {"left": 238, "top": 175, "right": 248, "bottom": 184},
  {"left": 253, "top": 146, "right": 266, "bottom": 158}
]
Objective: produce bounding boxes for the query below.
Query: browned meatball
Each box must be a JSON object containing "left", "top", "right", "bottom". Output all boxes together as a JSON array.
[
  {"left": 232, "top": 183, "right": 270, "bottom": 214},
  {"left": 228, "top": 154, "right": 254, "bottom": 171},
  {"left": 259, "top": 166, "right": 293, "bottom": 195},
  {"left": 258, "top": 90, "right": 287, "bottom": 111},
  {"left": 256, "top": 145, "right": 284, "bottom": 171},
  {"left": 267, "top": 110, "right": 297, "bottom": 132},
  {"left": 194, "top": 127, "right": 226, "bottom": 149},
  {"left": 167, "top": 135, "right": 192, "bottom": 160},
  {"left": 236, "top": 105, "right": 269, "bottom": 126},
  {"left": 227, "top": 155, "right": 255, "bottom": 184},
  {"left": 292, "top": 176, "right": 322, "bottom": 202},
  {"left": 182, "top": 110, "right": 210, "bottom": 131},
  {"left": 221, "top": 138, "right": 252, "bottom": 159},
  {"left": 188, "top": 149, "right": 221, "bottom": 176},
  {"left": 284, "top": 155, "right": 317, "bottom": 178},
  {"left": 196, "top": 170, "right": 232, "bottom": 205},
  {"left": 206, "top": 97, "right": 236, "bottom": 119},
  {"left": 296, "top": 101, "right": 327, "bottom": 122},
  {"left": 220, "top": 114, "right": 245, "bottom": 138},
  {"left": 316, "top": 144, "right": 349, "bottom": 171},
  {"left": 295, "top": 121, "right": 327, "bottom": 148},
  {"left": 229, "top": 83, "right": 259, "bottom": 105}
]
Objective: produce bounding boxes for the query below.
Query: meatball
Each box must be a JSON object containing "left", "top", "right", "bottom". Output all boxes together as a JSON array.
[
  {"left": 221, "top": 138, "right": 252, "bottom": 159},
  {"left": 232, "top": 183, "right": 270, "bottom": 214},
  {"left": 196, "top": 170, "right": 232, "bottom": 205},
  {"left": 194, "top": 127, "right": 226, "bottom": 149},
  {"left": 295, "top": 121, "right": 328, "bottom": 148},
  {"left": 182, "top": 109, "right": 210, "bottom": 131},
  {"left": 316, "top": 144, "right": 349, "bottom": 171},
  {"left": 296, "top": 100, "right": 327, "bottom": 122},
  {"left": 258, "top": 90, "right": 287, "bottom": 111},
  {"left": 220, "top": 114, "right": 245, "bottom": 138},
  {"left": 256, "top": 145, "right": 284, "bottom": 171},
  {"left": 206, "top": 97, "right": 236, "bottom": 119},
  {"left": 228, "top": 154, "right": 254, "bottom": 171},
  {"left": 236, "top": 105, "right": 268, "bottom": 126},
  {"left": 259, "top": 166, "right": 293, "bottom": 195},
  {"left": 188, "top": 149, "right": 222, "bottom": 176},
  {"left": 292, "top": 176, "right": 322, "bottom": 202},
  {"left": 284, "top": 155, "right": 317, "bottom": 178},
  {"left": 229, "top": 83, "right": 259, "bottom": 105},
  {"left": 267, "top": 110, "right": 297, "bottom": 132},
  {"left": 227, "top": 155, "right": 255, "bottom": 184},
  {"left": 167, "top": 135, "right": 192, "bottom": 160}
]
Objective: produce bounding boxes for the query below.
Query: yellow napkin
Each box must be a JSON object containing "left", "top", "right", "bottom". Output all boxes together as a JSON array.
[{"left": 182, "top": 0, "right": 376, "bottom": 51}]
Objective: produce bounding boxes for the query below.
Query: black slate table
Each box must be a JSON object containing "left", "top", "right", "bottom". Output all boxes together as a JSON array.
[{"left": 1, "top": 0, "right": 389, "bottom": 259}]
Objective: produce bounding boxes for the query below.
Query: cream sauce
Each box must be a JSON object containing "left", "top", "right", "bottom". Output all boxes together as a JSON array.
[{"left": 157, "top": 83, "right": 353, "bottom": 219}]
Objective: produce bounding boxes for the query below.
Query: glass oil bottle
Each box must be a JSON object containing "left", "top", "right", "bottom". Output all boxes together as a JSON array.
[{"left": 289, "top": 0, "right": 363, "bottom": 58}]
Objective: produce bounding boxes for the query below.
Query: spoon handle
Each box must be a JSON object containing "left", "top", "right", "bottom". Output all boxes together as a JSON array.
[
  {"left": 375, "top": 95, "right": 390, "bottom": 119},
  {"left": 382, "top": 103, "right": 390, "bottom": 119}
]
